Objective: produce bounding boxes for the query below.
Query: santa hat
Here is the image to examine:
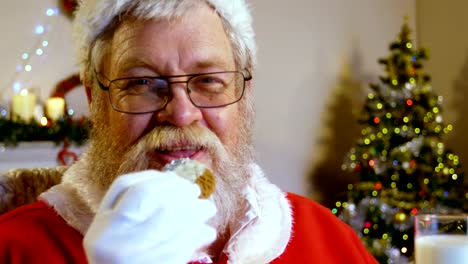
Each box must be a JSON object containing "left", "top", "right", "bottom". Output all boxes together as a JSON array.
[{"left": 73, "top": 0, "right": 257, "bottom": 78}]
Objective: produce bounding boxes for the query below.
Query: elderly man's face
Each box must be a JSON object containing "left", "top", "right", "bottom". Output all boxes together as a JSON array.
[
  {"left": 85, "top": 4, "right": 254, "bottom": 234},
  {"left": 99, "top": 5, "right": 244, "bottom": 170}
]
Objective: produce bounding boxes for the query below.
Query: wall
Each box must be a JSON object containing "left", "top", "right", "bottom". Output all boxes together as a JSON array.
[
  {"left": 416, "top": 0, "right": 468, "bottom": 189},
  {"left": 0, "top": 0, "right": 416, "bottom": 205},
  {"left": 0, "top": 0, "right": 78, "bottom": 103},
  {"left": 252, "top": 0, "right": 415, "bottom": 204}
]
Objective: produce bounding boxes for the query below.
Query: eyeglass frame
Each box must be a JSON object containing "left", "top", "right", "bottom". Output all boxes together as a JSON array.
[{"left": 94, "top": 70, "right": 252, "bottom": 114}]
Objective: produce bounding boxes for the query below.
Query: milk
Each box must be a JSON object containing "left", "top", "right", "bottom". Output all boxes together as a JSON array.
[{"left": 415, "top": 235, "right": 468, "bottom": 264}]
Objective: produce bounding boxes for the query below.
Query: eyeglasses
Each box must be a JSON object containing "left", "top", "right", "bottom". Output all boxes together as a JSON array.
[{"left": 96, "top": 70, "right": 252, "bottom": 114}]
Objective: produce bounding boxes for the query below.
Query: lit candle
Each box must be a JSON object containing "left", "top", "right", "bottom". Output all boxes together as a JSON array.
[
  {"left": 46, "top": 97, "right": 65, "bottom": 121},
  {"left": 12, "top": 89, "right": 36, "bottom": 122}
]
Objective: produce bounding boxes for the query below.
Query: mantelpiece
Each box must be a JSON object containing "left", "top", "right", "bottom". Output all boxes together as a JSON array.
[{"left": 0, "top": 141, "right": 83, "bottom": 173}]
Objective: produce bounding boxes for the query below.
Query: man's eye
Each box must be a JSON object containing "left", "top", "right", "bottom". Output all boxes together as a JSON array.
[
  {"left": 122, "top": 78, "right": 155, "bottom": 94},
  {"left": 199, "top": 77, "right": 221, "bottom": 84},
  {"left": 192, "top": 76, "right": 225, "bottom": 92},
  {"left": 127, "top": 78, "right": 150, "bottom": 88}
]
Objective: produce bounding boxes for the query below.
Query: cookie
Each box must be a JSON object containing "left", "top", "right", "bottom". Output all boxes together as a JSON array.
[{"left": 163, "top": 158, "right": 216, "bottom": 199}]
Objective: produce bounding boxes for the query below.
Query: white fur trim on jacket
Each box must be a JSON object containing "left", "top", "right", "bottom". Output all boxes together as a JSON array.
[
  {"left": 224, "top": 163, "right": 292, "bottom": 264},
  {"left": 39, "top": 162, "right": 292, "bottom": 263}
]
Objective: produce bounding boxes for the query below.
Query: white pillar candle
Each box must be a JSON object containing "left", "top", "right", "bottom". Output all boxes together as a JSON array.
[
  {"left": 12, "top": 89, "right": 36, "bottom": 122},
  {"left": 46, "top": 97, "right": 65, "bottom": 121},
  {"left": 415, "top": 235, "right": 468, "bottom": 264}
]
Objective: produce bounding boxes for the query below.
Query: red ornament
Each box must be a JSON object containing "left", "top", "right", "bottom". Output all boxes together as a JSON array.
[
  {"left": 50, "top": 73, "right": 82, "bottom": 98},
  {"left": 364, "top": 222, "right": 372, "bottom": 228},
  {"left": 375, "top": 182, "right": 382, "bottom": 190},
  {"left": 411, "top": 208, "right": 418, "bottom": 215},
  {"left": 354, "top": 164, "right": 362, "bottom": 172},
  {"left": 61, "top": 0, "right": 79, "bottom": 18},
  {"left": 419, "top": 190, "right": 425, "bottom": 197},
  {"left": 57, "top": 140, "right": 79, "bottom": 166}
]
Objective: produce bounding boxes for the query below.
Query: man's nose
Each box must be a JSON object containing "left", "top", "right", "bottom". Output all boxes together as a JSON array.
[{"left": 155, "top": 83, "right": 202, "bottom": 127}]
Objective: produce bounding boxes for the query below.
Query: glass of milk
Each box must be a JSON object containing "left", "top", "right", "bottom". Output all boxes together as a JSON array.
[{"left": 415, "top": 214, "right": 468, "bottom": 264}]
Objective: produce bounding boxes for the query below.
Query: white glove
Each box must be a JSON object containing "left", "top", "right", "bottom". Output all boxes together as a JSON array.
[{"left": 83, "top": 170, "right": 217, "bottom": 264}]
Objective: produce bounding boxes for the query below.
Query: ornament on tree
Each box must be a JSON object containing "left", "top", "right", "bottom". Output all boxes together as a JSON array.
[{"left": 393, "top": 211, "right": 407, "bottom": 224}]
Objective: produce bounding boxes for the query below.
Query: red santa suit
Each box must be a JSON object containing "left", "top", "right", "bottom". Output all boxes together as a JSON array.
[{"left": 0, "top": 163, "right": 377, "bottom": 263}]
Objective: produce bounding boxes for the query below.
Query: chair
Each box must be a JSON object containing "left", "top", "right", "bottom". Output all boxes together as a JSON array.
[{"left": 0, "top": 167, "right": 65, "bottom": 215}]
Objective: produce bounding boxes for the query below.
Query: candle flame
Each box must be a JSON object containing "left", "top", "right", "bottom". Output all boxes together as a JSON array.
[
  {"left": 20, "top": 89, "right": 29, "bottom": 96},
  {"left": 40, "top": 117, "right": 48, "bottom": 126}
]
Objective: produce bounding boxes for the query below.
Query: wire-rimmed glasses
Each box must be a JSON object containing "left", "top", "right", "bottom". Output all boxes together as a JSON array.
[{"left": 96, "top": 70, "right": 252, "bottom": 114}]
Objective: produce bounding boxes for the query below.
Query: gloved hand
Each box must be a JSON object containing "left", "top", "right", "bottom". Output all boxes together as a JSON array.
[{"left": 83, "top": 170, "right": 217, "bottom": 264}]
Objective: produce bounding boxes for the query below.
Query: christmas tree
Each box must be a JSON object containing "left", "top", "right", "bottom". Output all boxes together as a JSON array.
[{"left": 332, "top": 22, "right": 468, "bottom": 263}]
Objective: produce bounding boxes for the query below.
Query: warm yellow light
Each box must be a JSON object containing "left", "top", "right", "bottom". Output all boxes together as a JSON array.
[
  {"left": 40, "top": 117, "right": 48, "bottom": 126},
  {"left": 20, "top": 89, "right": 29, "bottom": 96}
]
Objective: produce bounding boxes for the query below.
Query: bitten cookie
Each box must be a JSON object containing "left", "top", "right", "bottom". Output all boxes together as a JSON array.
[{"left": 163, "top": 158, "right": 216, "bottom": 199}]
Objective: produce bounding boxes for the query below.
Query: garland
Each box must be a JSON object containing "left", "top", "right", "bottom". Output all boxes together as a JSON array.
[{"left": 0, "top": 116, "right": 90, "bottom": 147}]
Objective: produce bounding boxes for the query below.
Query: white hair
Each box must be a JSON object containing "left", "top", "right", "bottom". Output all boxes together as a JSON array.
[{"left": 73, "top": 0, "right": 256, "bottom": 84}]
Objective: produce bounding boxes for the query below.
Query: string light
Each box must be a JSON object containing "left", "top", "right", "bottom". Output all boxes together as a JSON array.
[
  {"left": 9, "top": 7, "right": 59, "bottom": 93},
  {"left": 35, "top": 25, "right": 45, "bottom": 35}
]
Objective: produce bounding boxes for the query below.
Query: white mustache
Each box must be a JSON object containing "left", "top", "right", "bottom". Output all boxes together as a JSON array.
[
  {"left": 141, "top": 124, "right": 223, "bottom": 155},
  {"left": 117, "top": 123, "right": 227, "bottom": 174}
]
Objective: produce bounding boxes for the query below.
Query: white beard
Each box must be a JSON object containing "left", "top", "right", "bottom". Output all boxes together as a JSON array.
[{"left": 82, "top": 121, "right": 253, "bottom": 237}]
